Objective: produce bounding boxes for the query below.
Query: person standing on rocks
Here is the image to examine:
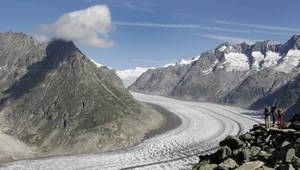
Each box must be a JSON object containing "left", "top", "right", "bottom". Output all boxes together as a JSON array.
[
  {"left": 264, "top": 107, "right": 271, "bottom": 128},
  {"left": 270, "top": 105, "right": 278, "bottom": 126},
  {"left": 278, "top": 108, "right": 284, "bottom": 127}
]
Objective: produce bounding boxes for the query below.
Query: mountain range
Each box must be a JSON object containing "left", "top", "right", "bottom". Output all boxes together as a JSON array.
[
  {"left": 129, "top": 35, "right": 300, "bottom": 119},
  {"left": 0, "top": 32, "right": 164, "bottom": 161}
]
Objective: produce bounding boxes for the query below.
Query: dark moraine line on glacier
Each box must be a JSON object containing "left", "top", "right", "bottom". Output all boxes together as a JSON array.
[{"left": 142, "top": 103, "right": 182, "bottom": 140}]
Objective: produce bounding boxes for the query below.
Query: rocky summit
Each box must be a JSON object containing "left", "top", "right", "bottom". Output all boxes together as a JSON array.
[
  {"left": 0, "top": 32, "right": 164, "bottom": 162},
  {"left": 129, "top": 35, "right": 300, "bottom": 119},
  {"left": 193, "top": 113, "right": 300, "bottom": 170}
]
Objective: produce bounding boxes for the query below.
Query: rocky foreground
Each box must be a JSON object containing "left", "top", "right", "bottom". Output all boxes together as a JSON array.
[{"left": 193, "top": 113, "right": 300, "bottom": 170}]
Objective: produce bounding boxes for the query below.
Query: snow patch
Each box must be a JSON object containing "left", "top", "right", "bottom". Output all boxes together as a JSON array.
[
  {"left": 90, "top": 59, "right": 112, "bottom": 69},
  {"left": 177, "top": 56, "right": 200, "bottom": 65},
  {"left": 163, "top": 63, "right": 176, "bottom": 67},
  {"left": 251, "top": 51, "right": 265, "bottom": 71},
  {"left": 90, "top": 59, "right": 103, "bottom": 68},
  {"left": 218, "top": 45, "right": 227, "bottom": 51},
  {"left": 222, "top": 53, "right": 249, "bottom": 72},
  {"left": 275, "top": 50, "right": 300, "bottom": 73},
  {"left": 202, "top": 69, "right": 212, "bottom": 75},
  {"left": 261, "top": 51, "right": 281, "bottom": 69},
  {"left": 202, "top": 60, "right": 218, "bottom": 75}
]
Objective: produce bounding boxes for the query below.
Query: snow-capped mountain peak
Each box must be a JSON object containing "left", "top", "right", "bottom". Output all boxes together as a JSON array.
[
  {"left": 163, "top": 63, "right": 176, "bottom": 67},
  {"left": 116, "top": 67, "right": 154, "bottom": 87}
]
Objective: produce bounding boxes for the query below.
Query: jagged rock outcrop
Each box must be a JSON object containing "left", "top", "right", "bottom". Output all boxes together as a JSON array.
[
  {"left": 129, "top": 35, "right": 300, "bottom": 118},
  {"left": 193, "top": 113, "right": 300, "bottom": 170},
  {"left": 0, "top": 32, "right": 164, "bottom": 162}
]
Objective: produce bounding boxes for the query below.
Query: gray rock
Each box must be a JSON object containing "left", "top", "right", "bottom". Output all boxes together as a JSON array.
[
  {"left": 274, "top": 164, "right": 295, "bottom": 170},
  {"left": 235, "top": 160, "right": 264, "bottom": 170},
  {"left": 194, "top": 158, "right": 211, "bottom": 169},
  {"left": 240, "top": 133, "right": 253, "bottom": 142},
  {"left": 220, "top": 135, "right": 246, "bottom": 150},
  {"left": 277, "top": 143, "right": 295, "bottom": 163},
  {"left": 212, "top": 146, "right": 232, "bottom": 164},
  {"left": 292, "top": 156, "right": 300, "bottom": 170},
  {"left": 193, "top": 164, "right": 218, "bottom": 170},
  {"left": 281, "top": 140, "right": 291, "bottom": 148},
  {"left": 292, "top": 121, "right": 300, "bottom": 130},
  {"left": 257, "top": 152, "right": 277, "bottom": 165},
  {"left": 217, "top": 158, "right": 238, "bottom": 169},
  {"left": 265, "top": 134, "right": 272, "bottom": 143},
  {"left": 258, "top": 165, "right": 275, "bottom": 170}
]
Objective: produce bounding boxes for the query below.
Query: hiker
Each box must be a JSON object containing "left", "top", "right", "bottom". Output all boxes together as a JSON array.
[
  {"left": 278, "top": 108, "right": 284, "bottom": 127},
  {"left": 270, "top": 105, "right": 278, "bottom": 126},
  {"left": 264, "top": 107, "right": 271, "bottom": 128}
]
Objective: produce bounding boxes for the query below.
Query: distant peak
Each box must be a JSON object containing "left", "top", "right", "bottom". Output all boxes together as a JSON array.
[
  {"left": 45, "top": 39, "right": 82, "bottom": 63},
  {"left": 216, "top": 42, "right": 230, "bottom": 52},
  {"left": 292, "top": 34, "right": 300, "bottom": 39}
]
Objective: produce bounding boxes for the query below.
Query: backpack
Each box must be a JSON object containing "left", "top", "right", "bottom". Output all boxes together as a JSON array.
[
  {"left": 278, "top": 108, "right": 283, "bottom": 116},
  {"left": 264, "top": 108, "right": 270, "bottom": 116}
]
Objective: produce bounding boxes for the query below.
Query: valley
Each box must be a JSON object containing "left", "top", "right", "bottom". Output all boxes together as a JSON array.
[{"left": 0, "top": 92, "right": 263, "bottom": 170}]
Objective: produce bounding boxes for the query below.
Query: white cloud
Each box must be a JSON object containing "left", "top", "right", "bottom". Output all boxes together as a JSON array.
[
  {"left": 35, "top": 5, "right": 115, "bottom": 48},
  {"left": 215, "top": 20, "right": 300, "bottom": 32},
  {"left": 198, "top": 34, "right": 260, "bottom": 45},
  {"left": 33, "top": 34, "right": 49, "bottom": 43}
]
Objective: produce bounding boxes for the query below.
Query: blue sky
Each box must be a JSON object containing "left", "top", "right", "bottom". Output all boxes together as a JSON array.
[{"left": 1, "top": 0, "right": 300, "bottom": 70}]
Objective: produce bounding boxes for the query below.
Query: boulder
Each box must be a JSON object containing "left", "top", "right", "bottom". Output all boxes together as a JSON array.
[
  {"left": 211, "top": 146, "right": 232, "bottom": 164},
  {"left": 240, "top": 133, "right": 253, "bottom": 142},
  {"left": 277, "top": 143, "right": 295, "bottom": 163},
  {"left": 219, "top": 135, "right": 245, "bottom": 150},
  {"left": 291, "top": 156, "right": 300, "bottom": 170},
  {"left": 296, "top": 143, "right": 300, "bottom": 157},
  {"left": 258, "top": 165, "right": 275, "bottom": 170},
  {"left": 281, "top": 140, "right": 290, "bottom": 148},
  {"left": 250, "top": 146, "right": 262, "bottom": 156},
  {"left": 242, "top": 148, "right": 252, "bottom": 162},
  {"left": 292, "top": 121, "right": 300, "bottom": 130},
  {"left": 274, "top": 164, "right": 295, "bottom": 170},
  {"left": 192, "top": 163, "right": 218, "bottom": 170},
  {"left": 235, "top": 160, "right": 264, "bottom": 170},
  {"left": 257, "top": 152, "right": 277, "bottom": 165},
  {"left": 217, "top": 158, "right": 238, "bottom": 170},
  {"left": 232, "top": 147, "right": 243, "bottom": 157},
  {"left": 264, "top": 134, "right": 272, "bottom": 143}
]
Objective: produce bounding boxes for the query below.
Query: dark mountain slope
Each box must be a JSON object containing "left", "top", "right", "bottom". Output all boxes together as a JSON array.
[{"left": 0, "top": 32, "right": 164, "bottom": 159}]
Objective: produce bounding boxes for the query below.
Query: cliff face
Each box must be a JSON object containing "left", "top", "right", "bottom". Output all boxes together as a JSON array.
[{"left": 0, "top": 32, "right": 164, "bottom": 160}]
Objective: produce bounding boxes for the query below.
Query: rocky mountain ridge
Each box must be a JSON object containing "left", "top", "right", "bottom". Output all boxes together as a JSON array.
[
  {"left": 0, "top": 32, "right": 164, "bottom": 162},
  {"left": 129, "top": 35, "right": 300, "bottom": 119}
]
